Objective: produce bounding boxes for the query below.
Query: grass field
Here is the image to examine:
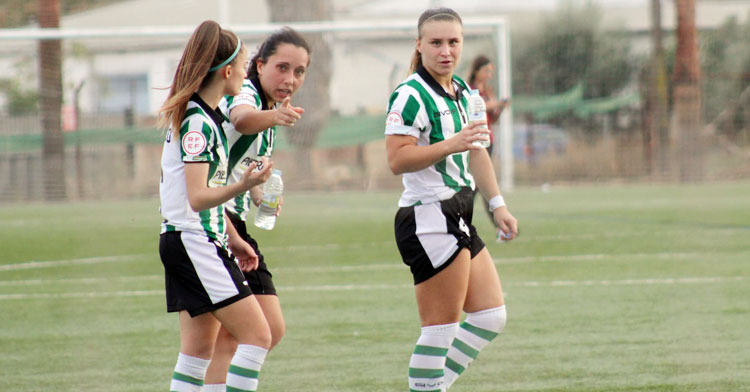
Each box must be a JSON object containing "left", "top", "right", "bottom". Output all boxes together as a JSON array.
[{"left": 1, "top": 182, "right": 749, "bottom": 391}]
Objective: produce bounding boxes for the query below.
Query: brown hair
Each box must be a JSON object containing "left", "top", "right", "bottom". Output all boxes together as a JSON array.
[
  {"left": 409, "top": 7, "right": 463, "bottom": 74},
  {"left": 158, "top": 20, "right": 242, "bottom": 133},
  {"left": 248, "top": 27, "right": 311, "bottom": 79},
  {"left": 468, "top": 55, "right": 492, "bottom": 87}
]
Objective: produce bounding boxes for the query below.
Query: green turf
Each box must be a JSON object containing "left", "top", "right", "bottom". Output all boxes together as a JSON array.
[{"left": 1, "top": 182, "right": 749, "bottom": 391}]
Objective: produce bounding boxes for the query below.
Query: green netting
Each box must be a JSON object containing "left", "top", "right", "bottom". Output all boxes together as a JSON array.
[
  {"left": 0, "top": 113, "right": 388, "bottom": 153},
  {"left": 512, "top": 83, "right": 641, "bottom": 120}
]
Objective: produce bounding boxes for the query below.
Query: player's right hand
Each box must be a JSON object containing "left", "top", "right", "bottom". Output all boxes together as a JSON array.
[
  {"left": 449, "top": 121, "right": 489, "bottom": 153},
  {"left": 274, "top": 96, "right": 305, "bottom": 127}
]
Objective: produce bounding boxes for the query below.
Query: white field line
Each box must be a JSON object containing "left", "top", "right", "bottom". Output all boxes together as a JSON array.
[
  {"left": 0, "top": 276, "right": 743, "bottom": 301},
  {"left": 0, "top": 249, "right": 739, "bottom": 274},
  {"left": 0, "top": 254, "right": 150, "bottom": 271}
]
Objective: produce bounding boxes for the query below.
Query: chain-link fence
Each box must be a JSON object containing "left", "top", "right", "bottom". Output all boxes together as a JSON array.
[{"left": 1, "top": 1, "right": 749, "bottom": 203}]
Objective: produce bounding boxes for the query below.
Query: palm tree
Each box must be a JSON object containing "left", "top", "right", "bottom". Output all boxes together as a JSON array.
[
  {"left": 672, "top": 0, "right": 703, "bottom": 181},
  {"left": 645, "top": 0, "right": 669, "bottom": 177},
  {"left": 266, "top": 0, "right": 332, "bottom": 188},
  {"left": 39, "top": 0, "right": 66, "bottom": 199}
]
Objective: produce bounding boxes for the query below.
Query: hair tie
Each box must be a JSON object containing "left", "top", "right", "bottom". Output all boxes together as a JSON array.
[{"left": 209, "top": 36, "right": 242, "bottom": 72}]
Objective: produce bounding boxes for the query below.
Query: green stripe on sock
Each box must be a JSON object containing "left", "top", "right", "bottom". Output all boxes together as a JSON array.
[
  {"left": 462, "top": 321, "right": 499, "bottom": 341},
  {"left": 445, "top": 357, "right": 466, "bottom": 375},
  {"left": 228, "top": 364, "right": 259, "bottom": 379},
  {"left": 413, "top": 344, "right": 449, "bottom": 357},
  {"left": 172, "top": 371, "right": 203, "bottom": 386},
  {"left": 452, "top": 339, "right": 480, "bottom": 359},
  {"left": 409, "top": 367, "right": 444, "bottom": 379}
]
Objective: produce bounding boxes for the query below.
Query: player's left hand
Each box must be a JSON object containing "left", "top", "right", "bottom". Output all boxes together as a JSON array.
[
  {"left": 493, "top": 207, "right": 518, "bottom": 241},
  {"left": 229, "top": 237, "right": 259, "bottom": 272}
]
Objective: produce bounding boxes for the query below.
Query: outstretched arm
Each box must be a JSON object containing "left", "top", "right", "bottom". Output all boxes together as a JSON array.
[{"left": 230, "top": 96, "right": 304, "bottom": 135}]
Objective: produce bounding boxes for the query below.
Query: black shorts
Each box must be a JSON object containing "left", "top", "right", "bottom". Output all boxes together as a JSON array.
[
  {"left": 159, "top": 231, "right": 252, "bottom": 317},
  {"left": 394, "top": 187, "right": 485, "bottom": 285},
  {"left": 227, "top": 212, "right": 277, "bottom": 296}
]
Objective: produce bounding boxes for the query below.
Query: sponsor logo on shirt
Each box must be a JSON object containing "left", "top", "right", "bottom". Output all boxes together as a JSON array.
[
  {"left": 241, "top": 156, "right": 263, "bottom": 171},
  {"left": 433, "top": 108, "right": 457, "bottom": 119}
]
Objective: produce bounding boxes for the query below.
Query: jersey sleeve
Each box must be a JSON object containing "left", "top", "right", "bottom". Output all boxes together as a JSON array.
[
  {"left": 385, "top": 85, "right": 428, "bottom": 139},
  {"left": 228, "top": 81, "right": 261, "bottom": 114},
  {"left": 179, "top": 115, "right": 215, "bottom": 163}
]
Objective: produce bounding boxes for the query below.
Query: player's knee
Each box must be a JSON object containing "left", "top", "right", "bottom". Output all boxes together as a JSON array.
[
  {"left": 466, "top": 305, "right": 507, "bottom": 335},
  {"left": 493, "top": 305, "right": 507, "bottom": 333},
  {"left": 270, "top": 321, "right": 286, "bottom": 349}
]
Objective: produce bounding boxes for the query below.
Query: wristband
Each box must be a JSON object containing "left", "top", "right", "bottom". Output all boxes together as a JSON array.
[{"left": 488, "top": 194, "right": 506, "bottom": 212}]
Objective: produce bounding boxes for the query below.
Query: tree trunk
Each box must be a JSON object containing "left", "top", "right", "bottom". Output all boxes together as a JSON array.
[
  {"left": 266, "top": 0, "right": 332, "bottom": 189},
  {"left": 645, "top": 0, "right": 670, "bottom": 178},
  {"left": 672, "top": 0, "right": 703, "bottom": 182},
  {"left": 39, "top": 0, "right": 66, "bottom": 200}
]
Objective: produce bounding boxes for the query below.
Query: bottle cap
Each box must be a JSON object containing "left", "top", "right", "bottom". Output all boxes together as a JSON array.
[
  {"left": 272, "top": 169, "right": 282, "bottom": 176},
  {"left": 470, "top": 89, "right": 480, "bottom": 95}
]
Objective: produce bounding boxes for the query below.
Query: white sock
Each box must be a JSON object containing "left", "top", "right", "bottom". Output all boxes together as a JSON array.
[
  {"left": 408, "top": 322, "right": 459, "bottom": 391},
  {"left": 225, "top": 344, "right": 268, "bottom": 392},
  {"left": 444, "top": 306, "right": 507, "bottom": 389},
  {"left": 170, "top": 352, "right": 210, "bottom": 392},
  {"left": 202, "top": 384, "right": 226, "bottom": 392}
]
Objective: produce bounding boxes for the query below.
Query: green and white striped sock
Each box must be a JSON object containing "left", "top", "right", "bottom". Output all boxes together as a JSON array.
[
  {"left": 444, "top": 306, "right": 507, "bottom": 389},
  {"left": 226, "top": 344, "right": 267, "bottom": 392},
  {"left": 408, "top": 322, "right": 459, "bottom": 392},
  {"left": 202, "top": 384, "right": 226, "bottom": 392},
  {"left": 170, "top": 352, "right": 209, "bottom": 392}
]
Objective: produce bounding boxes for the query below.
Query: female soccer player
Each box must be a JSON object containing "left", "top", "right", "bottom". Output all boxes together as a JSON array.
[
  {"left": 202, "top": 28, "right": 311, "bottom": 391},
  {"left": 467, "top": 54, "right": 511, "bottom": 240},
  {"left": 384, "top": 8, "right": 519, "bottom": 391},
  {"left": 158, "top": 20, "right": 274, "bottom": 392}
]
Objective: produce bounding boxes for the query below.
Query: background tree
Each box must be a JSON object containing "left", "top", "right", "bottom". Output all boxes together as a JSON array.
[
  {"left": 643, "top": 0, "right": 670, "bottom": 175},
  {"left": 701, "top": 13, "right": 750, "bottom": 147},
  {"left": 38, "top": 0, "right": 66, "bottom": 200},
  {"left": 266, "top": 0, "right": 332, "bottom": 188},
  {"left": 672, "top": 0, "right": 703, "bottom": 182},
  {"left": 512, "top": 1, "right": 634, "bottom": 136}
]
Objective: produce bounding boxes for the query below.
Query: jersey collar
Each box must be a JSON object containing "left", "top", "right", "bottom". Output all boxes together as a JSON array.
[
  {"left": 250, "top": 77, "right": 270, "bottom": 110},
  {"left": 190, "top": 92, "right": 225, "bottom": 126},
  {"left": 416, "top": 65, "right": 465, "bottom": 101}
]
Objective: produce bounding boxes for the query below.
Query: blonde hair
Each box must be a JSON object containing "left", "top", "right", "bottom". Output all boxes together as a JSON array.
[
  {"left": 158, "top": 20, "right": 242, "bottom": 133},
  {"left": 409, "top": 8, "right": 463, "bottom": 74}
]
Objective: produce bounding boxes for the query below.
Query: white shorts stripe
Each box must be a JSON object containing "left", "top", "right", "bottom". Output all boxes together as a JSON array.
[
  {"left": 415, "top": 203, "right": 458, "bottom": 269},
  {"left": 181, "top": 231, "right": 240, "bottom": 304}
]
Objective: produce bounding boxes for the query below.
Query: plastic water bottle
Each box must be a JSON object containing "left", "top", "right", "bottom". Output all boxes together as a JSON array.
[
  {"left": 254, "top": 169, "right": 283, "bottom": 230},
  {"left": 467, "top": 89, "right": 490, "bottom": 148}
]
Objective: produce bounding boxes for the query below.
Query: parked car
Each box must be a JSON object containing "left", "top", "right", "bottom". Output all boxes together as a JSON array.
[{"left": 511, "top": 123, "right": 569, "bottom": 160}]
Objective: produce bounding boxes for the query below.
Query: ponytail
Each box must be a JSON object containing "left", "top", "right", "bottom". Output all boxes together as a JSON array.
[{"left": 158, "top": 20, "right": 242, "bottom": 133}]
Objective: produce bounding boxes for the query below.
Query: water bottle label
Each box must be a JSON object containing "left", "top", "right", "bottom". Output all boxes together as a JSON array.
[{"left": 261, "top": 194, "right": 280, "bottom": 210}]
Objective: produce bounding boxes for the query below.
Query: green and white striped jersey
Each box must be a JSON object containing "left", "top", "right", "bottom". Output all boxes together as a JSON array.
[
  {"left": 160, "top": 94, "right": 230, "bottom": 243},
  {"left": 220, "top": 77, "right": 277, "bottom": 220},
  {"left": 385, "top": 66, "right": 475, "bottom": 207}
]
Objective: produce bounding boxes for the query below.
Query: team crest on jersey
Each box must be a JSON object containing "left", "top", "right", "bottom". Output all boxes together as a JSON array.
[
  {"left": 182, "top": 130, "right": 207, "bottom": 155},
  {"left": 386, "top": 111, "right": 403, "bottom": 126}
]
